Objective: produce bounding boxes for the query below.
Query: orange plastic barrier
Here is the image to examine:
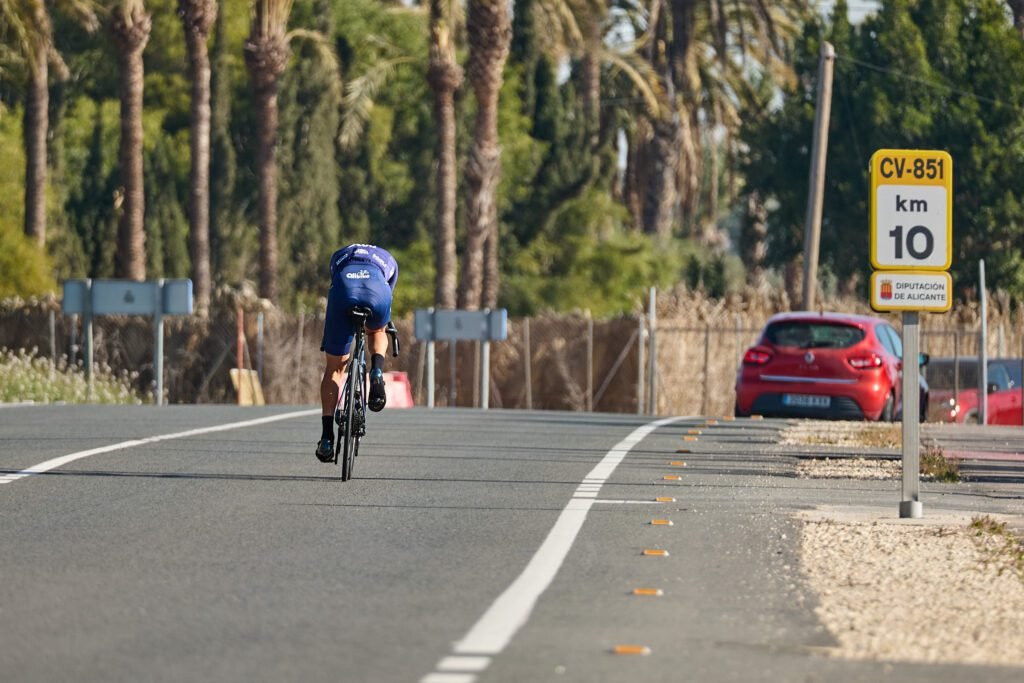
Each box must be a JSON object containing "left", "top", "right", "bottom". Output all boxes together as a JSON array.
[{"left": 383, "top": 371, "right": 414, "bottom": 408}]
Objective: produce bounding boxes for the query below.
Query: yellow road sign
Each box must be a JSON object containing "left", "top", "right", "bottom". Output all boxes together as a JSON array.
[{"left": 870, "top": 149, "right": 952, "bottom": 271}]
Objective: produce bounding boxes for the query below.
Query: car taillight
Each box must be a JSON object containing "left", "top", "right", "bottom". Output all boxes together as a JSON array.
[
  {"left": 848, "top": 353, "right": 883, "bottom": 369},
  {"left": 743, "top": 348, "right": 772, "bottom": 365}
]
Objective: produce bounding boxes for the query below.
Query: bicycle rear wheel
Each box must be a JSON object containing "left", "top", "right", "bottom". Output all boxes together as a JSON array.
[{"left": 341, "top": 369, "right": 358, "bottom": 480}]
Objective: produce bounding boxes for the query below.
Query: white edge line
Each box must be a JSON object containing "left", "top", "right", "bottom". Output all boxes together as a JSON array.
[
  {"left": 448, "top": 415, "right": 681, "bottom": 657},
  {"left": 5, "top": 409, "right": 319, "bottom": 482}
]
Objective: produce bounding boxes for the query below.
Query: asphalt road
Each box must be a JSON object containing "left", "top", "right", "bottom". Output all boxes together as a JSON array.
[{"left": 1, "top": 405, "right": 1023, "bottom": 683}]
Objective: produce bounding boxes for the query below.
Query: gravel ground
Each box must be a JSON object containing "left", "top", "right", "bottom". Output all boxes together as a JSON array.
[
  {"left": 784, "top": 415, "right": 1024, "bottom": 666},
  {"left": 800, "top": 510, "right": 1024, "bottom": 666},
  {"left": 795, "top": 457, "right": 901, "bottom": 479}
]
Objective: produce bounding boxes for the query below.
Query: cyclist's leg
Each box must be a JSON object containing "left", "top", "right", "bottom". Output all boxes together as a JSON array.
[
  {"left": 364, "top": 286, "right": 393, "bottom": 412},
  {"left": 318, "top": 283, "right": 356, "bottom": 460}
]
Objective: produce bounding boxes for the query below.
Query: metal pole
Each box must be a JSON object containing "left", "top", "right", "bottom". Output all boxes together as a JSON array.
[
  {"left": 473, "top": 340, "right": 480, "bottom": 408},
  {"left": 979, "top": 260, "right": 988, "bottom": 425},
  {"left": 524, "top": 318, "right": 532, "bottom": 410},
  {"left": 586, "top": 316, "right": 593, "bottom": 413},
  {"left": 427, "top": 340, "right": 436, "bottom": 408},
  {"left": 85, "top": 279, "right": 93, "bottom": 403},
  {"left": 481, "top": 339, "right": 490, "bottom": 410},
  {"left": 900, "top": 311, "right": 923, "bottom": 518},
  {"left": 154, "top": 281, "right": 164, "bottom": 406},
  {"left": 449, "top": 341, "right": 457, "bottom": 407},
  {"left": 637, "top": 315, "right": 646, "bottom": 414},
  {"left": 647, "top": 287, "right": 657, "bottom": 414},
  {"left": 801, "top": 41, "right": 836, "bottom": 311},
  {"left": 953, "top": 331, "right": 960, "bottom": 406}
]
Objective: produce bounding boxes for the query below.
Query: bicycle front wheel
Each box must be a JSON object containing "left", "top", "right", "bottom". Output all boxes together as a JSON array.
[{"left": 341, "top": 367, "right": 359, "bottom": 481}]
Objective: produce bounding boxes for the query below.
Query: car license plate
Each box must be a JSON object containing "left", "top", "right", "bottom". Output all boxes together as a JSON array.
[{"left": 782, "top": 394, "right": 830, "bottom": 408}]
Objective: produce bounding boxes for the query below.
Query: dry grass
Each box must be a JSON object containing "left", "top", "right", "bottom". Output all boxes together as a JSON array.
[
  {"left": 921, "top": 446, "right": 961, "bottom": 482},
  {"left": 970, "top": 516, "right": 1024, "bottom": 580}
]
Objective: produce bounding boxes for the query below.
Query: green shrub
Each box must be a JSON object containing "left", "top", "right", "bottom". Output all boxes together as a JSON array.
[{"left": 0, "top": 348, "right": 143, "bottom": 404}]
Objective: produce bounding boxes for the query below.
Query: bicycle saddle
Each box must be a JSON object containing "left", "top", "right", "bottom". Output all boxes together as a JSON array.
[{"left": 349, "top": 306, "right": 372, "bottom": 321}]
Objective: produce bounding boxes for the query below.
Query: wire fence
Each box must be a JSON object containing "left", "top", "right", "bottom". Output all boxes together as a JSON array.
[{"left": 2, "top": 294, "right": 1021, "bottom": 416}]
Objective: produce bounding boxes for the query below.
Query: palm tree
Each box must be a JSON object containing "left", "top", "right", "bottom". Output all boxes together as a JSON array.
[
  {"left": 245, "top": 0, "right": 337, "bottom": 302},
  {"left": 458, "top": 0, "right": 511, "bottom": 310},
  {"left": 4, "top": 1, "right": 96, "bottom": 247},
  {"left": 630, "top": 0, "right": 803, "bottom": 241},
  {"left": 245, "top": 0, "right": 292, "bottom": 302},
  {"left": 179, "top": 0, "right": 217, "bottom": 317},
  {"left": 109, "top": 0, "right": 151, "bottom": 280},
  {"left": 427, "top": 0, "right": 463, "bottom": 309}
]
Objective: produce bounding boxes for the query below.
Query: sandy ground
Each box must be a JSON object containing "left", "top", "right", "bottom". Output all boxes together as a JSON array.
[
  {"left": 799, "top": 509, "right": 1024, "bottom": 666},
  {"left": 782, "top": 420, "right": 1024, "bottom": 666}
]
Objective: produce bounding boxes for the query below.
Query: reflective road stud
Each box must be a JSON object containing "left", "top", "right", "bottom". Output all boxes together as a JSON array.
[
  {"left": 642, "top": 549, "right": 669, "bottom": 557},
  {"left": 687, "top": 429, "right": 702, "bottom": 435},
  {"left": 705, "top": 419, "right": 719, "bottom": 426},
  {"left": 612, "top": 645, "right": 651, "bottom": 656},
  {"left": 675, "top": 448, "right": 691, "bottom": 454},
  {"left": 655, "top": 497, "right": 675, "bottom": 502},
  {"left": 632, "top": 588, "right": 664, "bottom": 597},
  {"left": 683, "top": 436, "right": 698, "bottom": 442},
  {"left": 650, "top": 519, "right": 673, "bottom": 526},
  {"left": 663, "top": 475, "right": 681, "bottom": 481},
  {"left": 670, "top": 461, "right": 686, "bottom": 466}
]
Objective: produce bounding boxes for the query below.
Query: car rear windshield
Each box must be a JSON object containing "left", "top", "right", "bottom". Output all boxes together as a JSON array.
[{"left": 763, "top": 321, "right": 865, "bottom": 349}]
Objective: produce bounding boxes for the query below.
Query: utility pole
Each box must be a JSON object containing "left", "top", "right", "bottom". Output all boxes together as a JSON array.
[{"left": 801, "top": 41, "right": 836, "bottom": 311}]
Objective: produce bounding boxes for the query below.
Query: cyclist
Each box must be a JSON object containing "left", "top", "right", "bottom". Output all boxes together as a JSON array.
[{"left": 316, "top": 243, "right": 398, "bottom": 462}]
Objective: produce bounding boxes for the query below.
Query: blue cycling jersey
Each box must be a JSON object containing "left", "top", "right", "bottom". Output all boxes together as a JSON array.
[{"left": 329, "top": 244, "right": 398, "bottom": 290}]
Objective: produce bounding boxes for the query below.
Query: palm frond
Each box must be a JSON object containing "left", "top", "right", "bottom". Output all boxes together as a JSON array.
[
  {"left": 284, "top": 27, "right": 338, "bottom": 71},
  {"left": 338, "top": 55, "right": 416, "bottom": 150},
  {"left": 602, "top": 46, "right": 664, "bottom": 118}
]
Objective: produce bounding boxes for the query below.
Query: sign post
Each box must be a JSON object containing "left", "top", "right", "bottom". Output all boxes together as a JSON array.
[
  {"left": 869, "top": 149, "right": 953, "bottom": 519},
  {"left": 63, "top": 279, "right": 193, "bottom": 405},
  {"left": 414, "top": 309, "right": 508, "bottom": 409}
]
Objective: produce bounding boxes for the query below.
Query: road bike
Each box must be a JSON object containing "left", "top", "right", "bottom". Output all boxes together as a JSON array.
[{"left": 335, "top": 308, "right": 399, "bottom": 481}]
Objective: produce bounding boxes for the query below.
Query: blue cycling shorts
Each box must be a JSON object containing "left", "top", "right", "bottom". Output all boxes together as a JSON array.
[{"left": 321, "top": 264, "right": 393, "bottom": 356}]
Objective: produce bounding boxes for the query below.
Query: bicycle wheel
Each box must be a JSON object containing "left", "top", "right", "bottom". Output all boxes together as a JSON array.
[{"left": 341, "top": 337, "right": 363, "bottom": 481}]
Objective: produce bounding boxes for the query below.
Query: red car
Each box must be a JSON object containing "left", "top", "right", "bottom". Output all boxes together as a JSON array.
[
  {"left": 735, "top": 312, "right": 926, "bottom": 421},
  {"left": 926, "top": 357, "right": 1023, "bottom": 424}
]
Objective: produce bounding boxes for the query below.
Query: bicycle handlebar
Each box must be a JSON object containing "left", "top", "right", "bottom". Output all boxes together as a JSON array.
[{"left": 385, "top": 321, "right": 400, "bottom": 358}]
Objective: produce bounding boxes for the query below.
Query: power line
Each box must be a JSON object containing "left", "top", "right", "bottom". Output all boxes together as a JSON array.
[{"left": 836, "top": 54, "right": 1019, "bottom": 111}]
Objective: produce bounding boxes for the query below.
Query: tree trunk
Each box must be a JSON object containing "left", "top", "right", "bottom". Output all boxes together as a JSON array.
[
  {"left": 740, "top": 191, "right": 768, "bottom": 287},
  {"left": 1010, "top": 0, "right": 1024, "bottom": 38},
  {"left": 24, "top": 50, "right": 48, "bottom": 247},
  {"left": 111, "top": 6, "right": 152, "bottom": 281},
  {"left": 181, "top": 0, "right": 217, "bottom": 317},
  {"left": 482, "top": 226, "right": 499, "bottom": 308},
  {"left": 642, "top": 114, "right": 679, "bottom": 238},
  {"left": 252, "top": 76, "right": 279, "bottom": 302},
  {"left": 245, "top": 29, "right": 289, "bottom": 303},
  {"left": 459, "top": 0, "right": 511, "bottom": 310},
  {"left": 428, "top": 0, "right": 463, "bottom": 309}
]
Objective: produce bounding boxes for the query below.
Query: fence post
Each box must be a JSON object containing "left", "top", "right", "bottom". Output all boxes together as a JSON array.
[
  {"left": 49, "top": 310, "right": 56, "bottom": 366},
  {"left": 637, "top": 315, "right": 646, "bottom": 414},
  {"left": 647, "top": 287, "right": 657, "bottom": 415},
  {"left": 701, "top": 325, "right": 711, "bottom": 416},
  {"left": 524, "top": 318, "right": 532, "bottom": 410},
  {"left": 257, "top": 312, "right": 264, "bottom": 383},
  {"left": 586, "top": 315, "right": 593, "bottom": 413},
  {"left": 236, "top": 307, "right": 244, "bottom": 406},
  {"left": 953, "top": 331, "right": 960, "bottom": 406}
]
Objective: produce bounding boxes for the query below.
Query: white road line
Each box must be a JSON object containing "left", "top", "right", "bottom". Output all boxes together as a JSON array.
[
  {"left": 436, "top": 656, "right": 491, "bottom": 672},
  {"left": 1, "top": 409, "right": 319, "bottom": 484},
  {"left": 418, "top": 416, "right": 680, "bottom": 683},
  {"left": 422, "top": 674, "right": 476, "bottom": 683}
]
